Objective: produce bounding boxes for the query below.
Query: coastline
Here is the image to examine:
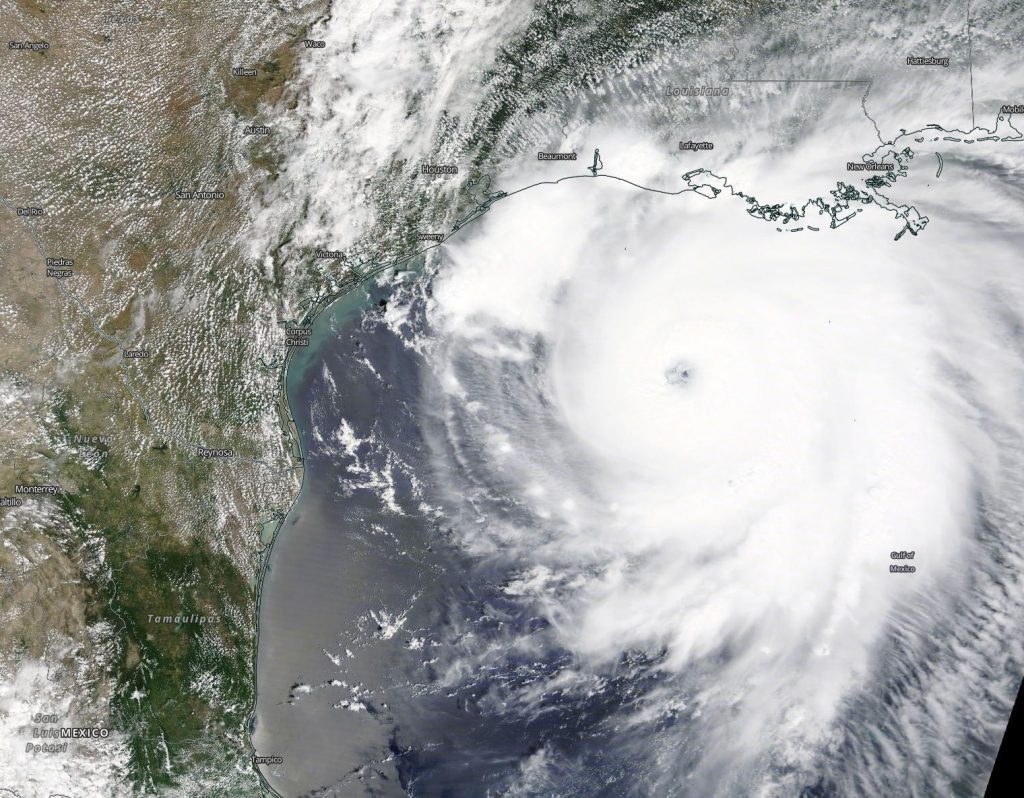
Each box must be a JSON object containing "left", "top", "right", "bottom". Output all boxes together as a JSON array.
[
  {"left": 238, "top": 115, "right": 1022, "bottom": 791},
  {"left": 242, "top": 172, "right": 513, "bottom": 794}
]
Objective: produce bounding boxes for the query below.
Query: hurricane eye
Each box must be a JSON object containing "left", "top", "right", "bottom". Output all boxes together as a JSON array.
[{"left": 665, "top": 362, "right": 694, "bottom": 386}]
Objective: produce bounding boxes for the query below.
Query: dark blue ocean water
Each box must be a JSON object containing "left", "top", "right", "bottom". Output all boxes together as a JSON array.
[{"left": 252, "top": 285, "right": 658, "bottom": 798}]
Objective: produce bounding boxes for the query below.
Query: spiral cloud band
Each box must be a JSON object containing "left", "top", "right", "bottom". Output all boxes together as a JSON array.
[
  {"left": 249, "top": 1, "right": 1024, "bottom": 793},
  {"left": 416, "top": 132, "right": 1024, "bottom": 794}
]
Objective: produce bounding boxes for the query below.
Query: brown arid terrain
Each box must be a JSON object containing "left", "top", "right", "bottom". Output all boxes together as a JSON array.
[
  {"left": 0, "top": 0, "right": 327, "bottom": 793},
  {"left": 0, "top": 0, "right": 835, "bottom": 793}
]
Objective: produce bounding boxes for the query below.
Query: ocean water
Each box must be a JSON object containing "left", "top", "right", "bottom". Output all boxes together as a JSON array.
[
  {"left": 253, "top": 160, "right": 1024, "bottom": 797},
  {"left": 253, "top": 287, "right": 423, "bottom": 797},
  {"left": 246, "top": 5, "right": 1024, "bottom": 791},
  {"left": 253, "top": 278, "right": 636, "bottom": 797}
]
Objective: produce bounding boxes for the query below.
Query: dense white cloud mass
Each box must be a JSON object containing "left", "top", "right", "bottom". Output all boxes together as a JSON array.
[
  {"left": 246, "top": 0, "right": 533, "bottom": 309},
  {"left": 252, "top": 1, "right": 1024, "bottom": 795},
  {"left": 0, "top": 659, "right": 129, "bottom": 797},
  {"left": 417, "top": 117, "right": 1024, "bottom": 794}
]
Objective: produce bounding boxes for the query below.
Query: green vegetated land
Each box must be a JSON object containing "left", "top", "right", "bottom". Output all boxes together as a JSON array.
[
  {"left": 5, "top": 1, "right": 780, "bottom": 794},
  {"left": 50, "top": 384, "right": 255, "bottom": 792},
  {"left": 0, "top": 0, "right": 336, "bottom": 791}
]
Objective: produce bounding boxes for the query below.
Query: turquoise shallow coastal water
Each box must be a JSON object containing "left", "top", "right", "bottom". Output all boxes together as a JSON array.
[
  {"left": 249, "top": 149, "right": 1024, "bottom": 795},
  {"left": 252, "top": 284, "right": 420, "bottom": 797}
]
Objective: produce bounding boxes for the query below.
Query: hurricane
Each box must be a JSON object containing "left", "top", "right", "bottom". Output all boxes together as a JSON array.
[
  {"left": 404, "top": 131, "right": 1024, "bottom": 795},
  {"left": 251, "top": 1, "right": 1024, "bottom": 795}
]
